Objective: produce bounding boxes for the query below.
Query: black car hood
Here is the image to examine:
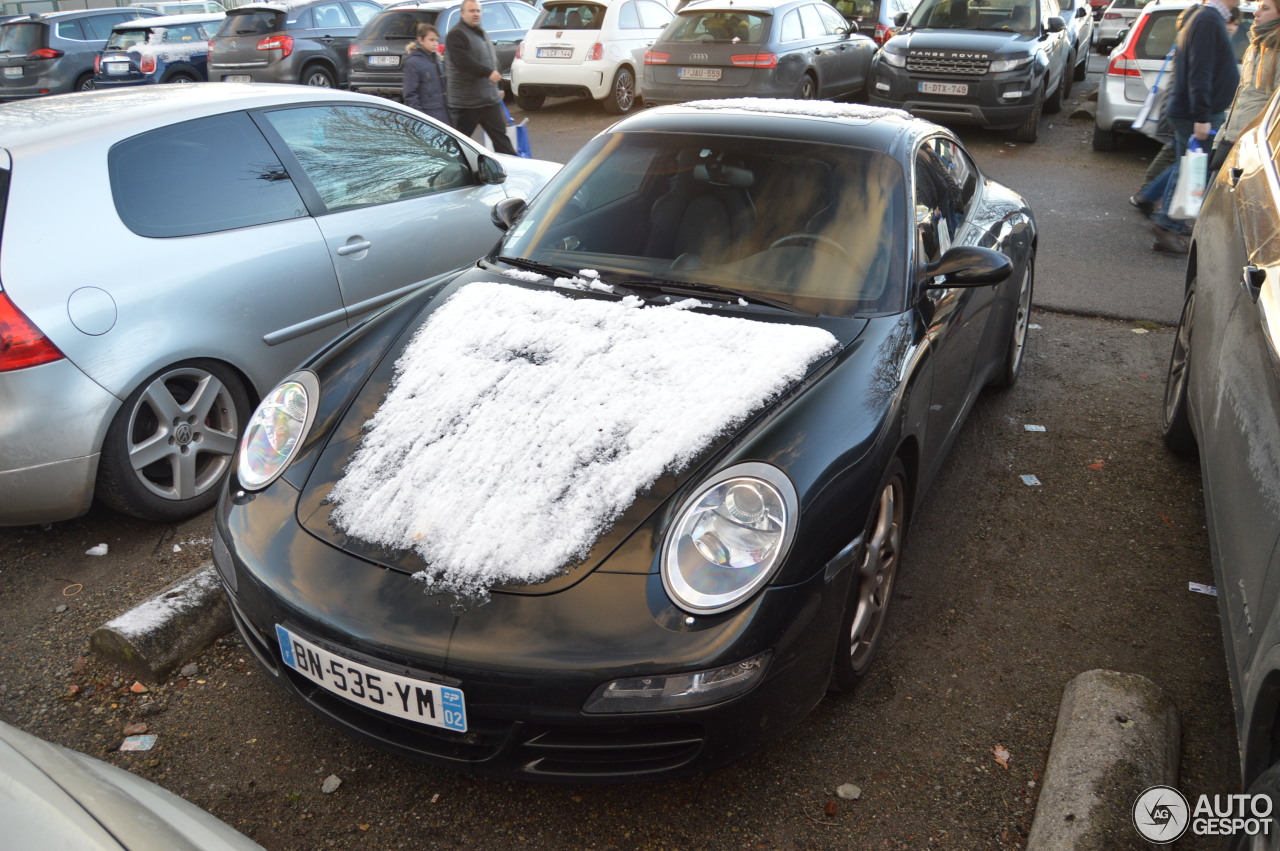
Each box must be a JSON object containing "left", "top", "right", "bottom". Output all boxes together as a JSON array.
[
  {"left": 295, "top": 273, "right": 867, "bottom": 597},
  {"left": 888, "top": 28, "right": 1040, "bottom": 57}
]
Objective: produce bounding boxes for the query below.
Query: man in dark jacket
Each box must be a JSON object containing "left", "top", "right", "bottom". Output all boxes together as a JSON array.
[
  {"left": 403, "top": 23, "right": 450, "bottom": 124},
  {"left": 1150, "top": 0, "right": 1241, "bottom": 253},
  {"left": 445, "top": 0, "right": 516, "bottom": 154}
]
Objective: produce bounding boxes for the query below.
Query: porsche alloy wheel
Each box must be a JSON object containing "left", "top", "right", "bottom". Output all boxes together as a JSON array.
[
  {"left": 833, "top": 461, "right": 907, "bottom": 689},
  {"left": 1162, "top": 283, "right": 1197, "bottom": 455},
  {"left": 991, "top": 250, "right": 1034, "bottom": 389},
  {"left": 98, "top": 360, "right": 250, "bottom": 521}
]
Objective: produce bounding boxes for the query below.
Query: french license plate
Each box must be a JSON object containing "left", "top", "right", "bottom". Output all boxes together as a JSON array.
[
  {"left": 536, "top": 47, "right": 572, "bottom": 58},
  {"left": 275, "top": 624, "right": 467, "bottom": 732},
  {"left": 919, "top": 81, "right": 967, "bottom": 96},
  {"left": 678, "top": 66, "right": 721, "bottom": 81},
  {"left": 3, "top": 66, "right": 21, "bottom": 78},
  {"left": 106, "top": 62, "right": 129, "bottom": 75},
  {"left": 224, "top": 74, "right": 252, "bottom": 83},
  {"left": 368, "top": 54, "right": 399, "bottom": 67}
]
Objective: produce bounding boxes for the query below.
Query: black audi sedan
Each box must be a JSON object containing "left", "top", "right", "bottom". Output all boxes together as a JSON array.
[{"left": 213, "top": 100, "right": 1037, "bottom": 783}]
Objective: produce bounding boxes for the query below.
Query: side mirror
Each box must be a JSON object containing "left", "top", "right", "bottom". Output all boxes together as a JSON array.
[
  {"left": 491, "top": 196, "right": 527, "bottom": 231},
  {"left": 922, "top": 246, "right": 1012, "bottom": 286},
  {"left": 1045, "top": 16, "right": 1066, "bottom": 32},
  {"left": 478, "top": 154, "right": 507, "bottom": 185},
  {"left": 894, "top": 10, "right": 908, "bottom": 26},
  {"left": 1077, "top": 6, "right": 1088, "bottom": 17}
]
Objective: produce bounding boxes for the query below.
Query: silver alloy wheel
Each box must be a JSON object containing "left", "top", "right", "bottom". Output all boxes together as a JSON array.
[
  {"left": 123, "top": 366, "right": 239, "bottom": 501},
  {"left": 614, "top": 68, "right": 634, "bottom": 111},
  {"left": 1009, "top": 263, "right": 1032, "bottom": 376},
  {"left": 847, "top": 472, "right": 904, "bottom": 672}
]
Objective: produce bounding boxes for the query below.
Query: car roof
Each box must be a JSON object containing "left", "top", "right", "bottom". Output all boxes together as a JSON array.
[
  {"left": 2, "top": 7, "right": 141, "bottom": 21},
  {"left": 676, "top": 0, "right": 801, "bottom": 12},
  {"left": 615, "top": 100, "right": 937, "bottom": 155},
  {"left": 111, "top": 11, "right": 225, "bottom": 27},
  {"left": 0, "top": 85, "right": 385, "bottom": 153}
]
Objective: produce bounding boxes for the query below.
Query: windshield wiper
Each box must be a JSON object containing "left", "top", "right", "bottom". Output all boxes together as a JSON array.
[
  {"left": 492, "top": 255, "right": 580, "bottom": 281},
  {"left": 621, "top": 278, "right": 813, "bottom": 315}
]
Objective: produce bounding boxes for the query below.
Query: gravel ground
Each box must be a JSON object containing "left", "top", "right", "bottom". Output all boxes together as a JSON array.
[{"left": 0, "top": 311, "right": 1236, "bottom": 850}]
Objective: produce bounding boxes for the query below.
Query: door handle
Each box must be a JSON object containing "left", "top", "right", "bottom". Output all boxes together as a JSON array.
[
  {"left": 337, "top": 240, "right": 372, "bottom": 256},
  {"left": 1229, "top": 166, "right": 1243, "bottom": 188},
  {"left": 1243, "top": 265, "right": 1265, "bottom": 303}
]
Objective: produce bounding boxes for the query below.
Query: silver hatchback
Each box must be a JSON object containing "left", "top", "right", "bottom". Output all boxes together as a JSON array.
[{"left": 0, "top": 84, "right": 559, "bottom": 526}]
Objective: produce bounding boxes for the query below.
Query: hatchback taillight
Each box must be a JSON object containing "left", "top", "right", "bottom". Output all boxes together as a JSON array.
[
  {"left": 644, "top": 49, "right": 669, "bottom": 64},
  {"left": 874, "top": 23, "right": 893, "bottom": 43},
  {"left": 590, "top": 42, "right": 602, "bottom": 61},
  {"left": 140, "top": 53, "right": 156, "bottom": 73},
  {"left": 207, "top": 39, "right": 214, "bottom": 57},
  {"left": 94, "top": 54, "right": 101, "bottom": 73},
  {"left": 258, "top": 34, "right": 293, "bottom": 57},
  {"left": 0, "top": 293, "right": 63, "bottom": 372},
  {"left": 1106, "top": 15, "right": 1146, "bottom": 76},
  {"left": 516, "top": 40, "right": 523, "bottom": 59},
  {"left": 348, "top": 43, "right": 360, "bottom": 58},
  {"left": 731, "top": 53, "right": 777, "bottom": 68},
  {"left": 26, "top": 47, "right": 63, "bottom": 60}
]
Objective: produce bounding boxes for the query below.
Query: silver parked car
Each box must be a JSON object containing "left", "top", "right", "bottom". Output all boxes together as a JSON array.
[
  {"left": 0, "top": 84, "right": 558, "bottom": 527},
  {"left": 1092, "top": 0, "right": 1252, "bottom": 150},
  {"left": 0, "top": 718, "right": 263, "bottom": 850}
]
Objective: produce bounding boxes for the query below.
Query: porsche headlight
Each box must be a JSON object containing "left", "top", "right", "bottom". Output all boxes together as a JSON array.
[
  {"left": 661, "top": 462, "right": 798, "bottom": 615},
  {"left": 236, "top": 371, "right": 319, "bottom": 490}
]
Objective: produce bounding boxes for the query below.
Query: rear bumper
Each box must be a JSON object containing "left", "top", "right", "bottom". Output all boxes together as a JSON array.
[
  {"left": 1095, "top": 75, "right": 1140, "bottom": 133},
  {"left": 512, "top": 59, "right": 608, "bottom": 100}
]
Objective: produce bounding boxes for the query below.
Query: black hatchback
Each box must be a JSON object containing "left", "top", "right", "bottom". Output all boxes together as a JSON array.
[
  {"left": 347, "top": 0, "right": 537, "bottom": 97},
  {"left": 206, "top": 0, "right": 383, "bottom": 87}
]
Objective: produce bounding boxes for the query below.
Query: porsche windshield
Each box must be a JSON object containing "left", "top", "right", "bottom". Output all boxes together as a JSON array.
[{"left": 499, "top": 132, "right": 908, "bottom": 317}]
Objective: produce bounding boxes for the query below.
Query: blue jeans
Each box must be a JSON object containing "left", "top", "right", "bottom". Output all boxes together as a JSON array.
[
  {"left": 1151, "top": 114, "right": 1223, "bottom": 235},
  {"left": 1139, "top": 164, "right": 1174, "bottom": 205}
]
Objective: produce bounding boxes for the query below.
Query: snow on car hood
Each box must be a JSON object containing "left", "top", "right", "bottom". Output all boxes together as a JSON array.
[{"left": 327, "top": 281, "right": 839, "bottom": 599}]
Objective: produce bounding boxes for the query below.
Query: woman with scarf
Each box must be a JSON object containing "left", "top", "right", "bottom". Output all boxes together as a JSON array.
[
  {"left": 403, "top": 23, "right": 450, "bottom": 125},
  {"left": 1212, "top": 0, "right": 1280, "bottom": 173}
]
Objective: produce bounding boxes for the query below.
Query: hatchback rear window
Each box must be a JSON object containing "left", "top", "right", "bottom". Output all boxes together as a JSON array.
[
  {"left": 535, "top": 3, "right": 605, "bottom": 29},
  {"left": 109, "top": 111, "right": 307, "bottom": 238},
  {"left": 1134, "top": 7, "right": 1252, "bottom": 61},
  {"left": 666, "top": 9, "right": 769, "bottom": 43},
  {"left": 0, "top": 21, "right": 44, "bottom": 52},
  {"left": 215, "top": 9, "right": 284, "bottom": 36},
  {"left": 361, "top": 9, "right": 440, "bottom": 39}
]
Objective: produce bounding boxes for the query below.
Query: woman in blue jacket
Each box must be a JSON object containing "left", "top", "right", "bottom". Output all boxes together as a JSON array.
[{"left": 403, "top": 24, "right": 449, "bottom": 124}]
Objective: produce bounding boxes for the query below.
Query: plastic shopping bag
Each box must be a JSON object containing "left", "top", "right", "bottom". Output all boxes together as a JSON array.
[
  {"left": 484, "top": 102, "right": 533, "bottom": 158},
  {"left": 1168, "top": 138, "right": 1208, "bottom": 221}
]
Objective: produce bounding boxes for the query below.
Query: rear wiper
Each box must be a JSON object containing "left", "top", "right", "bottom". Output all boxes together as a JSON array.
[{"left": 621, "top": 278, "right": 812, "bottom": 315}]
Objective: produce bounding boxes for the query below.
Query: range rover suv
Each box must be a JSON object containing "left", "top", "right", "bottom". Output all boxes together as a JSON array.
[{"left": 868, "top": 0, "right": 1072, "bottom": 143}]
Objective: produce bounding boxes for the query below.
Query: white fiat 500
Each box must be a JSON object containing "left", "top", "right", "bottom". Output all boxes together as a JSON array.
[{"left": 511, "top": 0, "right": 674, "bottom": 114}]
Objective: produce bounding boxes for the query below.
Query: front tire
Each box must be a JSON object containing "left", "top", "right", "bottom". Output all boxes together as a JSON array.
[
  {"left": 1162, "top": 283, "right": 1197, "bottom": 455},
  {"left": 831, "top": 459, "right": 908, "bottom": 690},
  {"left": 990, "top": 249, "right": 1034, "bottom": 389},
  {"left": 1044, "top": 73, "right": 1065, "bottom": 114},
  {"left": 300, "top": 65, "right": 335, "bottom": 88},
  {"left": 602, "top": 66, "right": 637, "bottom": 114},
  {"left": 97, "top": 360, "right": 251, "bottom": 522},
  {"left": 1073, "top": 48, "right": 1088, "bottom": 80},
  {"left": 1012, "top": 89, "right": 1043, "bottom": 143}
]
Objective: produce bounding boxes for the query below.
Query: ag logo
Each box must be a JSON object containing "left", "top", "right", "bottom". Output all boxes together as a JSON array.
[{"left": 1133, "top": 785, "right": 1190, "bottom": 843}]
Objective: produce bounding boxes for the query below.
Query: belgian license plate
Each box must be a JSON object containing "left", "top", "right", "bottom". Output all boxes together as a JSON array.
[
  {"left": 276, "top": 624, "right": 467, "bottom": 732},
  {"left": 919, "top": 81, "right": 967, "bottom": 96},
  {"left": 224, "top": 74, "right": 252, "bottom": 83},
  {"left": 3, "top": 66, "right": 21, "bottom": 78},
  {"left": 368, "top": 54, "right": 399, "bottom": 67},
  {"left": 678, "top": 66, "right": 721, "bottom": 81},
  {"left": 536, "top": 47, "right": 572, "bottom": 58},
  {"left": 106, "top": 62, "right": 129, "bottom": 75}
]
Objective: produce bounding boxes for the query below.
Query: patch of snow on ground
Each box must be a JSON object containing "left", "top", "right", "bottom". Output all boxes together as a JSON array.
[
  {"left": 328, "top": 281, "right": 838, "bottom": 599},
  {"left": 682, "top": 98, "right": 914, "bottom": 123}
]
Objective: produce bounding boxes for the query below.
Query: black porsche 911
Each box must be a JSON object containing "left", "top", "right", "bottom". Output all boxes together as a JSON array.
[{"left": 213, "top": 99, "right": 1037, "bottom": 783}]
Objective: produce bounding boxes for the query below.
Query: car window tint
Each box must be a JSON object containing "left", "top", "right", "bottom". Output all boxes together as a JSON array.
[
  {"left": 217, "top": 10, "right": 283, "bottom": 36},
  {"left": 927, "top": 136, "right": 977, "bottom": 212},
  {"left": 365, "top": 10, "right": 440, "bottom": 38},
  {"left": 482, "top": 2, "right": 517, "bottom": 29},
  {"left": 817, "top": 3, "right": 849, "bottom": 33},
  {"left": 780, "top": 9, "right": 803, "bottom": 40},
  {"left": 263, "top": 105, "right": 474, "bottom": 214},
  {"left": 312, "top": 3, "right": 353, "bottom": 28},
  {"left": 618, "top": 0, "right": 641, "bottom": 28},
  {"left": 55, "top": 19, "right": 86, "bottom": 39},
  {"left": 0, "top": 23, "right": 43, "bottom": 53},
  {"left": 509, "top": 2, "right": 539, "bottom": 27},
  {"left": 798, "top": 3, "right": 827, "bottom": 36},
  {"left": 636, "top": 0, "right": 672, "bottom": 27},
  {"left": 109, "top": 112, "right": 307, "bottom": 238},
  {"left": 349, "top": 1, "right": 381, "bottom": 25},
  {"left": 537, "top": 3, "right": 604, "bottom": 29},
  {"left": 666, "top": 9, "right": 766, "bottom": 42},
  {"left": 81, "top": 16, "right": 117, "bottom": 39}
]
